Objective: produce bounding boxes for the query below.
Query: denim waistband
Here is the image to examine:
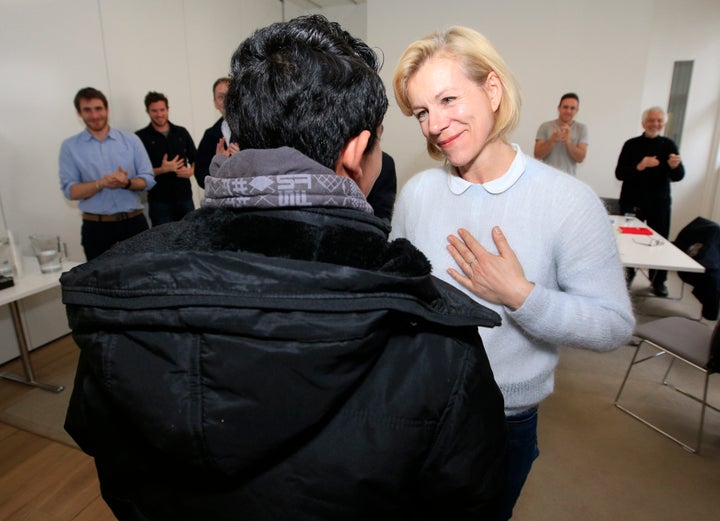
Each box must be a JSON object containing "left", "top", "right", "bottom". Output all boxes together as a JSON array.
[{"left": 506, "top": 406, "right": 538, "bottom": 422}]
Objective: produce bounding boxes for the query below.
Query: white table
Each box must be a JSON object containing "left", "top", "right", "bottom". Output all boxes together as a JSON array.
[
  {"left": 610, "top": 215, "right": 704, "bottom": 273},
  {"left": 0, "top": 258, "right": 81, "bottom": 392}
]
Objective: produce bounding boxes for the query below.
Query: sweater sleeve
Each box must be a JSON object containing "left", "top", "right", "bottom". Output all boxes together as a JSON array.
[
  {"left": 184, "top": 127, "right": 198, "bottom": 165},
  {"left": 194, "top": 128, "right": 217, "bottom": 189},
  {"left": 615, "top": 139, "right": 637, "bottom": 181},
  {"left": 507, "top": 187, "right": 635, "bottom": 351},
  {"left": 665, "top": 138, "right": 685, "bottom": 182},
  {"left": 615, "top": 136, "right": 684, "bottom": 184}
]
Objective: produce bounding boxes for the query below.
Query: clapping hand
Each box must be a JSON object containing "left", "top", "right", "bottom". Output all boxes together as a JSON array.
[
  {"left": 638, "top": 156, "right": 660, "bottom": 170},
  {"left": 104, "top": 166, "right": 130, "bottom": 189},
  {"left": 551, "top": 124, "right": 570, "bottom": 143},
  {"left": 667, "top": 153, "right": 681, "bottom": 169},
  {"left": 161, "top": 154, "right": 185, "bottom": 173},
  {"left": 216, "top": 137, "right": 240, "bottom": 157},
  {"left": 176, "top": 163, "right": 194, "bottom": 178}
]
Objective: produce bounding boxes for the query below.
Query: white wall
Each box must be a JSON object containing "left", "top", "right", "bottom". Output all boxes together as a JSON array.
[
  {"left": 368, "top": 0, "right": 720, "bottom": 238},
  {"left": 0, "top": 0, "right": 718, "bottom": 265},
  {"left": 0, "top": 0, "right": 281, "bottom": 261},
  {"left": 638, "top": 0, "right": 720, "bottom": 233},
  {"left": 283, "top": 0, "right": 366, "bottom": 37}
]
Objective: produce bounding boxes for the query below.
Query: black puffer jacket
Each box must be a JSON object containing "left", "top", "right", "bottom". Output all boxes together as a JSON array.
[{"left": 62, "top": 206, "right": 506, "bottom": 521}]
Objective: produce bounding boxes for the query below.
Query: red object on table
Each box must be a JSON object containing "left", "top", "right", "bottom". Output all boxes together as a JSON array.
[{"left": 618, "top": 226, "right": 653, "bottom": 235}]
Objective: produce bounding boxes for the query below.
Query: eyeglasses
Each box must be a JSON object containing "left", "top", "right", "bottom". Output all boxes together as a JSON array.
[{"left": 632, "top": 237, "right": 665, "bottom": 247}]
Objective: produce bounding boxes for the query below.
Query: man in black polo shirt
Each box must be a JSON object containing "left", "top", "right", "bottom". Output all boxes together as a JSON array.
[{"left": 136, "top": 91, "right": 197, "bottom": 226}]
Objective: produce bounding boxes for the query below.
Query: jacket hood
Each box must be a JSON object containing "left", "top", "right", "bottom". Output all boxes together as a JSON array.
[
  {"left": 62, "top": 207, "right": 500, "bottom": 476},
  {"left": 203, "top": 147, "right": 374, "bottom": 214}
]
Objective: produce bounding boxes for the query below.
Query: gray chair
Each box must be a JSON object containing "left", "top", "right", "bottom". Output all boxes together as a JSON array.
[
  {"left": 614, "top": 316, "right": 719, "bottom": 453},
  {"left": 600, "top": 197, "right": 621, "bottom": 215}
]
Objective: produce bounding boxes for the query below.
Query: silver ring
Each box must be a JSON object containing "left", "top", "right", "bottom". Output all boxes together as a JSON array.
[{"left": 467, "top": 257, "right": 477, "bottom": 266}]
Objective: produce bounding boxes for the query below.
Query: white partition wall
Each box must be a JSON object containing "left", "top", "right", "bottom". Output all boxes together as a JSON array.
[{"left": 368, "top": 0, "right": 720, "bottom": 239}]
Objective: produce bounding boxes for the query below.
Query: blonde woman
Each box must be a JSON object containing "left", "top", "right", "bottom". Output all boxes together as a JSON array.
[{"left": 392, "top": 26, "right": 634, "bottom": 519}]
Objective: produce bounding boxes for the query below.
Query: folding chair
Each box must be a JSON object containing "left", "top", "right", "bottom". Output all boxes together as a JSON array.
[
  {"left": 600, "top": 197, "right": 621, "bottom": 215},
  {"left": 614, "top": 316, "right": 720, "bottom": 453}
]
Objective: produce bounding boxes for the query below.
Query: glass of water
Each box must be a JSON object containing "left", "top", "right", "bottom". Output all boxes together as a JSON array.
[
  {"left": 0, "top": 236, "right": 13, "bottom": 276},
  {"left": 29, "top": 234, "right": 62, "bottom": 273}
]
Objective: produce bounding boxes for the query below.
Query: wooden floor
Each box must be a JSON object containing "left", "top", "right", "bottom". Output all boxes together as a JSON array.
[{"left": 0, "top": 336, "right": 116, "bottom": 521}]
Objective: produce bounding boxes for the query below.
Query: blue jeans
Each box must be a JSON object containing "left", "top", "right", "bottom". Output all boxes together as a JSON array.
[{"left": 494, "top": 406, "right": 540, "bottom": 520}]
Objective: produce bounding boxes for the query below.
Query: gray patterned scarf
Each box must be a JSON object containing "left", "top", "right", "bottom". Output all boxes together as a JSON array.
[{"left": 202, "top": 147, "right": 373, "bottom": 213}]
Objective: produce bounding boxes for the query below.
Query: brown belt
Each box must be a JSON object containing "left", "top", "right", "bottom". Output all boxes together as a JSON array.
[{"left": 82, "top": 209, "right": 144, "bottom": 222}]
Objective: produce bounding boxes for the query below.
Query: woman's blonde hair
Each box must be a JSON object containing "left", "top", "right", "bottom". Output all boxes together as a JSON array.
[{"left": 393, "top": 26, "right": 521, "bottom": 160}]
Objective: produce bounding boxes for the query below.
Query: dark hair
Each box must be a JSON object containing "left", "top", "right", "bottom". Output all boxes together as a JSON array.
[
  {"left": 73, "top": 87, "right": 108, "bottom": 112},
  {"left": 144, "top": 91, "right": 168, "bottom": 110},
  {"left": 559, "top": 92, "right": 579, "bottom": 104},
  {"left": 225, "top": 15, "right": 388, "bottom": 170},
  {"left": 213, "top": 77, "right": 230, "bottom": 95}
]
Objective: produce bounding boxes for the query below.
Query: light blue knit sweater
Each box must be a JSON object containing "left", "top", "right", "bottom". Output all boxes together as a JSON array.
[{"left": 391, "top": 146, "right": 635, "bottom": 415}]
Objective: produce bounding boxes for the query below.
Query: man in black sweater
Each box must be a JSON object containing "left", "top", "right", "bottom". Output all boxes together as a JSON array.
[
  {"left": 615, "top": 106, "right": 685, "bottom": 296},
  {"left": 194, "top": 77, "right": 239, "bottom": 189}
]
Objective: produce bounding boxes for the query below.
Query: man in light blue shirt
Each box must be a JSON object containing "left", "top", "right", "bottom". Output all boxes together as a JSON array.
[{"left": 59, "top": 87, "right": 155, "bottom": 260}]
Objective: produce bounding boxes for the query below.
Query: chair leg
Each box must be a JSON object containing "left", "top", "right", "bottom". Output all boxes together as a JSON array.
[
  {"left": 614, "top": 342, "right": 714, "bottom": 454},
  {"left": 614, "top": 343, "right": 641, "bottom": 404},
  {"left": 696, "top": 373, "right": 710, "bottom": 454},
  {"left": 615, "top": 342, "right": 667, "bottom": 403},
  {"left": 662, "top": 358, "right": 675, "bottom": 384}
]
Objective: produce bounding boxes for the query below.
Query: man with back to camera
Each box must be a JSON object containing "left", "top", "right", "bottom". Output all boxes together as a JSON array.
[
  {"left": 59, "top": 87, "right": 155, "bottom": 261},
  {"left": 61, "top": 15, "right": 508, "bottom": 520},
  {"left": 136, "top": 91, "right": 197, "bottom": 226},
  {"left": 534, "top": 92, "right": 589, "bottom": 176},
  {"left": 194, "top": 77, "right": 239, "bottom": 189},
  {"left": 615, "top": 106, "right": 684, "bottom": 297}
]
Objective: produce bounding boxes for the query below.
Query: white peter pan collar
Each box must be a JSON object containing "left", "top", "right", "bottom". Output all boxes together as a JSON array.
[{"left": 447, "top": 143, "right": 525, "bottom": 195}]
